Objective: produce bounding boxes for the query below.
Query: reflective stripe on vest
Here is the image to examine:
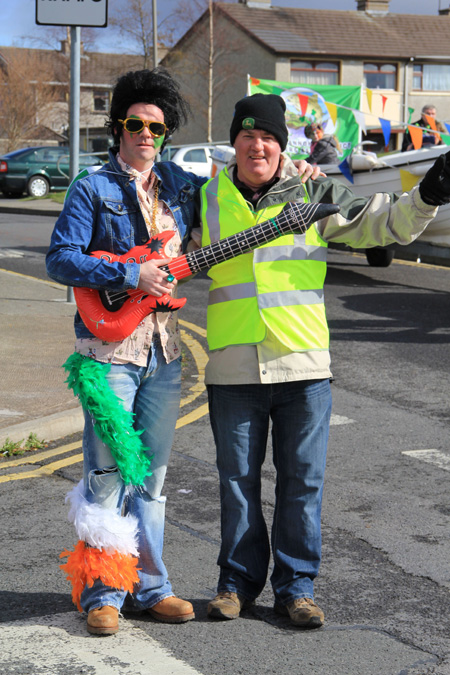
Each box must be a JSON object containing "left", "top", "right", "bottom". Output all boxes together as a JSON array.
[{"left": 201, "top": 168, "right": 329, "bottom": 351}]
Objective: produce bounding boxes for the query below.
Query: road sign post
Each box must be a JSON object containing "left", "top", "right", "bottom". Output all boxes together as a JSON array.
[
  {"left": 36, "top": 0, "right": 108, "bottom": 303},
  {"left": 36, "top": 0, "right": 108, "bottom": 28}
]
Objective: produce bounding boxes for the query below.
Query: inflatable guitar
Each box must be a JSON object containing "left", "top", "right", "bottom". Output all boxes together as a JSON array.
[{"left": 74, "top": 201, "right": 340, "bottom": 342}]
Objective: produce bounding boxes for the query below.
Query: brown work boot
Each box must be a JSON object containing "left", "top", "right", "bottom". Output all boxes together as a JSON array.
[
  {"left": 207, "top": 592, "right": 253, "bottom": 620},
  {"left": 87, "top": 606, "right": 119, "bottom": 635},
  {"left": 274, "top": 597, "right": 324, "bottom": 629},
  {"left": 147, "top": 596, "right": 195, "bottom": 623}
]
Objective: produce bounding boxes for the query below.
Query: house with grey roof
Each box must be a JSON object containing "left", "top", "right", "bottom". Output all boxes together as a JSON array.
[
  {"left": 0, "top": 43, "right": 146, "bottom": 154},
  {"left": 162, "top": 0, "right": 450, "bottom": 151}
]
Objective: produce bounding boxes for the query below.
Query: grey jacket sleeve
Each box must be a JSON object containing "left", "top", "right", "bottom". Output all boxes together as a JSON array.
[{"left": 306, "top": 175, "right": 438, "bottom": 248}]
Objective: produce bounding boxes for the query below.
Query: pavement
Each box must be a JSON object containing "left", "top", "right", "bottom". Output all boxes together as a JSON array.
[{"left": 0, "top": 197, "right": 85, "bottom": 447}]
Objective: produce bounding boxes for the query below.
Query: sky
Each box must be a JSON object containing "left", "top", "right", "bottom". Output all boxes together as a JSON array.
[{"left": 0, "top": 0, "right": 448, "bottom": 53}]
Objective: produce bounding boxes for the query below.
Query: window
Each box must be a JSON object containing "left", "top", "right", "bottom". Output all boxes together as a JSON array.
[
  {"left": 33, "top": 148, "right": 63, "bottom": 162},
  {"left": 52, "top": 85, "right": 67, "bottom": 102},
  {"left": 291, "top": 61, "right": 339, "bottom": 86},
  {"left": 183, "top": 149, "right": 207, "bottom": 163},
  {"left": 413, "top": 64, "right": 450, "bottom": 91},
  {"left": 93, "top": 90, "right": 109, "bottom": 112},
  {"left": 160, "top": 147, "right": 178, "bottom": 162},
  {"left": 364, "top": 63, "right": 397, "bottom": 89}
]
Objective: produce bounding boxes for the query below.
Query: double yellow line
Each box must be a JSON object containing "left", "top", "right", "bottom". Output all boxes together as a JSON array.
[{"left": 0, "top": 320, "right": 209, "bottom": 483}]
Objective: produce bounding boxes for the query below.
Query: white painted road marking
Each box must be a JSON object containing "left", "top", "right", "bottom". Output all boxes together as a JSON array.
[
  {"left": 0, "top": 248, "right": 25, "bottom": 258},
  {"left": 0, "top": 613, "right": 203, "bottom": 675},
  {"left": 402, "top": 449, "right": 450, "bottom": 472},
  {"left": 330, "top": 414, "right": 354, "bottom": 425}
]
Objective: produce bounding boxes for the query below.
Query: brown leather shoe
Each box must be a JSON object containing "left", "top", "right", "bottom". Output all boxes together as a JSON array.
[
  {"left": 87, "top": 606, "right": 119, "bottom": 635},
  {"left": 274, "top": 597, "right": 324, "bottom": 629},
  {"left": 147, "top": 596, "right": 195, "bottom": 623},
  {"left": 207, "top": 592, "right": 254, "bottom": 620}
]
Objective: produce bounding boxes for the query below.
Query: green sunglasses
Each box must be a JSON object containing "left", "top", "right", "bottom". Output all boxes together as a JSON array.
[{"left": 118, "top": 117, "right": 167, "bottom": 137}]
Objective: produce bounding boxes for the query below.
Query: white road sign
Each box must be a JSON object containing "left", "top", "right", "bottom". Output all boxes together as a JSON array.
[{"left": 36, "top": 0, "right": 108, "bottom": 28}]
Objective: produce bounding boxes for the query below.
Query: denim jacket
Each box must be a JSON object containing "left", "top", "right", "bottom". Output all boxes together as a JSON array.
[{"left": 46, "top": 149, "right": 207, "bottom": 338}]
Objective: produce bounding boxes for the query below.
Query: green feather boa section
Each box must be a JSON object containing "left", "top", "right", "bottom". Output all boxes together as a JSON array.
[{"left": 63, "top": 352, "right": 152, "bottom": 487}]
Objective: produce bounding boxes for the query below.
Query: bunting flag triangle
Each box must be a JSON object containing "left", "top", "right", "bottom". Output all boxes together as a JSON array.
[
  {"left": 423, "top": 114, "right": 437, "bottom": 131},
  {"left": 326, "top": 102, "right": 338, "bottom": 125},
  {"left": 297, "top": 93, "right": 309, "bottom": 117},
  {"left": 338, "top": 157, "right": 354, "bottom": 184},
  {"left": 400, "top": 169, "right": 420, "bottom": 192},
  {"left": 408, "top": 107, "right": 414, "bottom": 124},
  {"left": 408, "top": 125, "right": 423, "bottom": 150},
  {"left": 366, "top": 88, "right": 373, "bottom": 111},
  {"left": 379, "top": 118, "right": 391, "bottom": 147},
  {"left": 352, "top": 109, "right": 366, "bottom": 134},
  {"left": 381, "top": 95, "right": 388, "bottom": 114},
  {"left": 423, "top": 114, "right": 440, "bottom": 143},
  {"left": 445, "top": 123, "right": 450, "bottom": 135}
]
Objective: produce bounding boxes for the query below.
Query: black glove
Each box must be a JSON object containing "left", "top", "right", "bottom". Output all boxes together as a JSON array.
[{"left": 419, "top": 151, "right": 450, "bottom": 206}]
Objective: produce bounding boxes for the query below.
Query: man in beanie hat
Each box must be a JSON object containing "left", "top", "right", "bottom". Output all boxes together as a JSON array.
[
  {"left": 192, "top": 93, "right": 449, "bottom": 628},
  {"left": 229, "top": 93, "right": 288, "bottom": 151}
]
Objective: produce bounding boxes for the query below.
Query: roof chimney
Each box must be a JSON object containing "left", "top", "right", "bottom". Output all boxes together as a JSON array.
[
  {"left": 356, "top": 0, "right": 389, "bottom": 15},
  {"left": 238, "top": 0, "right": 271, "bottom": 7}
]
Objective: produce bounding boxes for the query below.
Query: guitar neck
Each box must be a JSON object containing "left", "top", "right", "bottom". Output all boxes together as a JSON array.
[{"left": 162, "top": 202, "right": 310, "bottom": 281}]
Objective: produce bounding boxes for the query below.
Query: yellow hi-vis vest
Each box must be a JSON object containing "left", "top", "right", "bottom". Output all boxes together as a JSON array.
[{"left": 200, "top": 168, "right": 329, "bottom": 352}]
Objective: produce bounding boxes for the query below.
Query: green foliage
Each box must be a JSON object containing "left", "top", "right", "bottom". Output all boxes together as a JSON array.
[
  {"left": 23, "top": 432, "right": 46, "bottom": 451},
  {"left": 0, "top": 433, "right": 46, "bottom": 458}
]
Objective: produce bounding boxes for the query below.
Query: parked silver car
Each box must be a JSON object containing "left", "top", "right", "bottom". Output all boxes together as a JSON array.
[{"left": 160, "top": 144, "right": 217, "bottom": 177}]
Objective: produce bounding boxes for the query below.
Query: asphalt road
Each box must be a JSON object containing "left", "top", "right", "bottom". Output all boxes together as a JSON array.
[{"left": 0, "top": 213, "right": 449, "bottom": 675}]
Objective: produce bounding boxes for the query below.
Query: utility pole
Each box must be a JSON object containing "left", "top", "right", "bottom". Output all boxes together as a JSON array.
[
  {"left": 152, "top": 0, "right": 158, "bottom": 67},
  {"left": 208, "top": 0, "right": 213, "bottom": 143}
]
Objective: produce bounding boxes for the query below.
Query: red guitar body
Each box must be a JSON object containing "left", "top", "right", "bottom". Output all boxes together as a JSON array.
[{"left": 73, "top": 231, "right": 187, "bottom": 342}]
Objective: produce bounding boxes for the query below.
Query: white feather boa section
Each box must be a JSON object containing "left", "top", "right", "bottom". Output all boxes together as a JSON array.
[{"left": 66, "top": 481, "right": 139, "bottom": 556}]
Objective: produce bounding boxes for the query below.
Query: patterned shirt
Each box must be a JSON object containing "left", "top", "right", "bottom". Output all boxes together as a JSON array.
[{"left": 75, "top": 155, "right": 182, "bottom": 366}]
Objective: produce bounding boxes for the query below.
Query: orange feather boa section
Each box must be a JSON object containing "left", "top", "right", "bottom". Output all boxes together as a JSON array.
[{"left": 60, "top": 540, "right": 140, "bottom": 612}]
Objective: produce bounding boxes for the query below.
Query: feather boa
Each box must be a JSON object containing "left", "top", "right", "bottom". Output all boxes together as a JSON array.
[
  {"left": 60, "top": 541, "right": 140, "bottom": 612},
  {"left": 63, "top": 352, "right": 152, "bottom": 486},
  {"left": 66, "top": 481, "right": 139, "bottom": 556}
]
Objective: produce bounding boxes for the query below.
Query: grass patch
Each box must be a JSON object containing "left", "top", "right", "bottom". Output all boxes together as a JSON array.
[
  {"left": 0, "top": 433, "right": 47, "bottom": 458},
  {"left": 49, "top": 191, "right": 66, "bottom": 204},
  {"left": 20, "top": 191, "right": 66, "bottom": 204}
]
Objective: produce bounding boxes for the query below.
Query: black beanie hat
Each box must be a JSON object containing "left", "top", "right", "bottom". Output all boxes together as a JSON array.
[{"left": 229, "top": 93, "right": 288, "bottom": 151}]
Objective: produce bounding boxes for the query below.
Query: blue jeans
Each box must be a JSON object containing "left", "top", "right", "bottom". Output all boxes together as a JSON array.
[
  {"left": 207, "top": 379, "right": 331, "bottom": 605},
  {"left": 80, "top": 337, "right": 182, "bottom": 613}
]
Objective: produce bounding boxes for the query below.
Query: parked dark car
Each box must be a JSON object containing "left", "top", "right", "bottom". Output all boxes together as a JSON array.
[{"left": 0, "top": 146, "right": 102, "bottom": 198}]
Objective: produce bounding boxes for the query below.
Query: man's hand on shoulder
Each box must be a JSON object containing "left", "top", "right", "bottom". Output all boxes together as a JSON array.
[{"left": 292, "top": 159, "right": 326, "bottom": 183}]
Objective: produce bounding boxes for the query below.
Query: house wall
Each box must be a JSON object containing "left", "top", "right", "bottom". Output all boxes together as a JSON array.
[{"left": 164, "top": 13, "right": 278, "bottom": 145}]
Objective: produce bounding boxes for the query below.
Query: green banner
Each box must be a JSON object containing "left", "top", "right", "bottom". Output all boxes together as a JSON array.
[{"left": 249, "top": 77, "right": 362, "bottom": 160}]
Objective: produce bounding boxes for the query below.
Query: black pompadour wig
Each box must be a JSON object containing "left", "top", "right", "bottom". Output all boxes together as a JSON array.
[{"left": 106, "top": 68, "right": 190, "bottom": 150}]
